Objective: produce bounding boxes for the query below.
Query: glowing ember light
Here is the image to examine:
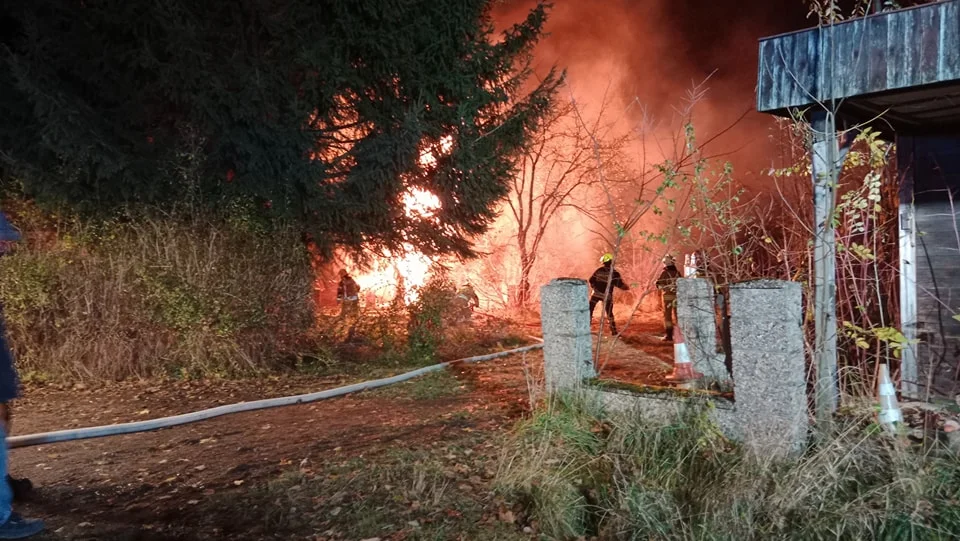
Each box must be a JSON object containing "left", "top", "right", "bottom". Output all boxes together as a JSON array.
[
  {"left": 402, "top": 187, "right": 441, "bottom": 219},
  {"left": 418, "top": 135, "right": 454, "bottom": 168},
  {"left": 351, "top": 187, "right": 442, "bottom": 306},
  {"left": 335, "top": 135, "right": 455, "bottom": 307}
]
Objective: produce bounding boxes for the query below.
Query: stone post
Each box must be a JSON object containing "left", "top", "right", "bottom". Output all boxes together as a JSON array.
[
  {"left": 676, "top": 278, "right": 729, "bottom": 380},
  {"left": 729, "top": 280, "right": 807, "bottom": 457},
  {"left": 540, "top": 278, "right": 595, "bottom": 392}
]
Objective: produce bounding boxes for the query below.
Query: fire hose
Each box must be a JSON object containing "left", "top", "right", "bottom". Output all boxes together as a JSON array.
[{"left": 7, "top": 342, "right": 543, "bottom": 449}]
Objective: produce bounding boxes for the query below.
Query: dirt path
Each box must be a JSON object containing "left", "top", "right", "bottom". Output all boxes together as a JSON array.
[{"left": 8, "top": 326, "right": 669, "bottom": 540}]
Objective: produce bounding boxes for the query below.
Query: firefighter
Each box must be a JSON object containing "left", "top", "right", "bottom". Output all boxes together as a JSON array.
[
  {"left": 453, "top": 282, "right": 479, "bottom": 323},
  {"left": 336, "top": 269, "right": 360, "bottom": 338},
  {"left": 588, "top": 253, "right": 629, "bottom": 335},
  {"left": 656, "top": 254, "right": 682, "bottom": 341}
]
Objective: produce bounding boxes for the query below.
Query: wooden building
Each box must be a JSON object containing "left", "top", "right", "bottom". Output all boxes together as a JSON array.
[{"left": 756, "top": 1, "right": 960, "bottom": 398}]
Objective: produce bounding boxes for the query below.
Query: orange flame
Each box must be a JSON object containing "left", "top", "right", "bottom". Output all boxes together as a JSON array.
[
  {"left": 418, "top": 135, "right": 454, "bottom": 168},
  {"left": 353, "top": 187, "right": 442, "bottom": 305},
  {"left": 339, "top": 135, "right": 454, "bottom": 307}
]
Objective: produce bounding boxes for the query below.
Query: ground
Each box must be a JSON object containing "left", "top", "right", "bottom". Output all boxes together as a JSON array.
[{"left": 8, "top": 311, "right": 673, "bottom": 540}]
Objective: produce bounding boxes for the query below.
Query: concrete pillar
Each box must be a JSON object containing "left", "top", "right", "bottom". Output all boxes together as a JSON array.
[
  {"left": 729, "top": 280, "right": 807, "bottom": 457},
  {"left": 676, "top": 278, "right": 730, "bottom": 381},
  {"left": 540, "top": 278, "right": 595, "bottom": 392}
]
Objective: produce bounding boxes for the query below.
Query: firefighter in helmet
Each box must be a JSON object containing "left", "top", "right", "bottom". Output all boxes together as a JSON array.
[
  {"left": 336, "top": 269, "right": 360, "bottom": 314},
  {"left": 453, "top": 282, "right": 480, "bottom": 323},
  {"left": 336, "top": 269, "right": 360, "bottom": 340},
  {"left": 656, "top": 254, "right": 682, "bottom": 341},
  {"left": 589, "top": 252, "right": 629, "bottom": 334}
]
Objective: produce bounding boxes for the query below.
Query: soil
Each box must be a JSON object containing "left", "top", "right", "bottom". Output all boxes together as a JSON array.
[{"left": 7, "top": 318, "right": 670, "bottom": 540}]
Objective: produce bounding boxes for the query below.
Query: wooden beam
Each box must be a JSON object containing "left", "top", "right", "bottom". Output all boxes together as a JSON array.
[
  {"left": 897, "top": 135, "right": 920, "bottom": 398},
  {"left": 810, "top": 110, "right": 845, "bottom": 425}
]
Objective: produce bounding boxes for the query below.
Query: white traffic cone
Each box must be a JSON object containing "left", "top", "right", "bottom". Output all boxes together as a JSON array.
[
  {"left": 877, "top": 363, "right": 903, "bottom": 431},
  {"left": 665, "top": 326, "right": 703, "bottom": 383}
]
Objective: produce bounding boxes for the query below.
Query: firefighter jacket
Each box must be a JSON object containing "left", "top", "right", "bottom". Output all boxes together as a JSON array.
[
  {"left": 589, "top": 264, "right": 628, "bottom": 299},
  {"left": 337, "top": 276, "right": 360, "bottom": 302},
  {"left": 456, "top": 286, "right": 479, "bottom": 307},
  {"left": 656, "top": 265, "right": 682, "bottom": 298}
]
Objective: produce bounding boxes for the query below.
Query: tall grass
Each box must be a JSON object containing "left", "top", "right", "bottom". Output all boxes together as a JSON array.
[
  {"left": 0, "top": 207, "right": 315, "bottom": 381},
  {"left": 498, "top": 395, "right": 960, "bottom": 540}
]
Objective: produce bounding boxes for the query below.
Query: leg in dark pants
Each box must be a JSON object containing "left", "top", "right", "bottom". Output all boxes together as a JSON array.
[
  {"left": 604, "top": 297, "right": 617, "bottom": 334},
  {"left": 589, "top": 296, "right": 600, "bottom": 318},
  {"left": 589, "top": 295, "right": 616, "bottom": 334},
  {"left": 662, "top": 295, "right": 676, "bottom": 340}
]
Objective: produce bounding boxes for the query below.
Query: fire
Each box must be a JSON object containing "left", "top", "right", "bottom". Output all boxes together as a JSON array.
[
  {"left": 352, "top": 187, "right": 443, "bottom": 306},
  {"left": 336, "top": 135, "right": 454, "bottom": 308},
  {"left": 418, "top": 135, "right": 454, "bottom": 168},
  {"left": 402, "top": 187, "right": 441, "bottom": 219}
]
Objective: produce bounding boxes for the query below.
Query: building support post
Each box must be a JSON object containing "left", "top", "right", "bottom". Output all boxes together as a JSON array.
[{"left": 809, "top": 110, "right": 851, "bottom": 428}]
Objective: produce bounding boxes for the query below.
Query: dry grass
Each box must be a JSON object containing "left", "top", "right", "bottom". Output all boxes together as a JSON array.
[
  {"left": 497, "top": 394, "right": 960, "bottom": 540},
  {"left": 0, "top": 211, "right": 315, "bottom": 381}
]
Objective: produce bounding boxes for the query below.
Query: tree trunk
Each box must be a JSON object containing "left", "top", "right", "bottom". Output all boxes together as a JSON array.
[{"left": 516, "top": 248, "right": 533, "bottom": 307}]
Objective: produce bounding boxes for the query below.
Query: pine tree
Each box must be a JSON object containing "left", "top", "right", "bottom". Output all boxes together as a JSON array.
[{"left": 0, "top": 0, "right": 560, "bottom": 258}]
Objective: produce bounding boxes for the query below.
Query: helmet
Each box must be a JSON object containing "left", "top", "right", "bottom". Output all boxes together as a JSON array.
[{"left": 600, "top": 253, "right": 613, "bottom": 264}]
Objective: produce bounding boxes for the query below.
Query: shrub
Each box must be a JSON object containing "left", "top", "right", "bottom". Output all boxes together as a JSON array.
[
  {"left": 0, "top": 209, "right": 315, "bottom": 381},
  {"left": 498, "top": 395, "right": 960, "bottom": 540},
  {"left": 406, "top": 272, "right": 457, "bottom": 363}
]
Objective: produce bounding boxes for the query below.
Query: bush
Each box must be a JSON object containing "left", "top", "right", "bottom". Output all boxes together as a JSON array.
[
  {"left": 497, "top": 395, "right": 960, "bottom": 540},
  {"left": 0, "top": 210, "right": 315, "bottom": 381},
  {"left": 406, "top": 272, "right": 457, "bottom": 363}
]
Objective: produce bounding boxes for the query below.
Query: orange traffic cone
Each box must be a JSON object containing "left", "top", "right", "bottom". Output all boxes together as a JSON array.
[{"left": 665, "top": 326, "right": 703, "bottom": 383}]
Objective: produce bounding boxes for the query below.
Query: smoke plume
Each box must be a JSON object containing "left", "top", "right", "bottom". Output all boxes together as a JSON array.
[{"left": 495, "top": 0, "right": 810, "bottom": 175}]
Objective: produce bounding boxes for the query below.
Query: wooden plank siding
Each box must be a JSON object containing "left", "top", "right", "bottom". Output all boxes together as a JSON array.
[
  {"left": 757, "top": 1, "right": 960, "bottom": 114},
  {"left": 898, "top": 134, "right": 960, "bottom": 397}
]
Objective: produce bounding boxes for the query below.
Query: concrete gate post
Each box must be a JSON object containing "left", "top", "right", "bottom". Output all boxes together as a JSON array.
[
  {"left": 729, "top": 280, "right": 807, "bottom": 457},
  {"left": 676, "top": 278, "right": 730, "bottom": 380},
  {"left": 540, "top": 278, "right": 595, "bottom": 392}
]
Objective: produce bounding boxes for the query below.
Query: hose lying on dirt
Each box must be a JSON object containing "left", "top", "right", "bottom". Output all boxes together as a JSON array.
[{"left": 7, "top": 343, "right": 544, "bottom": 449}]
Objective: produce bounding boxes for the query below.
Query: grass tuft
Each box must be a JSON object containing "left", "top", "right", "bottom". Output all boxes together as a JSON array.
[{"left": 497, "top": 394, "right": 960, "bottom": 540}]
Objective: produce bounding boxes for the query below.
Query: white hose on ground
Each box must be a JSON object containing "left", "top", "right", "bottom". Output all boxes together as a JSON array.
[{"left": 8, "top": 343, "right": 543, "bottom": 449}]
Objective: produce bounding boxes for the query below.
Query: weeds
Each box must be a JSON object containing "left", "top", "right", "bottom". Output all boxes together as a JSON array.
[
  {"left": 407, "top": 272, "right": 458, "bottom": 363},
  {"left": 497, "top": 394, "right": 960, "bottom": 540},
  {"left": 0, "top": 210, "right": 315, "bottom": 380}
]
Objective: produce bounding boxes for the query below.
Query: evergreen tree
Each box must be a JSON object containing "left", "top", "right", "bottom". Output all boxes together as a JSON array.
[{"left": 0, "top": 0, "right": 560, "bottom": 258}]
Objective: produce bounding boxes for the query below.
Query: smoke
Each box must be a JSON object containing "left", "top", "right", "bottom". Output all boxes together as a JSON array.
[
  {"left": 495, "top": 0, "right": 810, "bottom": 177},
  {"left": 475, "top": 0, "right": 814, "bottom": 300}
]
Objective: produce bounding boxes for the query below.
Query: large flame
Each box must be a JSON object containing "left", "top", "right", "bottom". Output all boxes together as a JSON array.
[
  {"left": 336, "top": 135, "right": 458, "bottom": 307},
  {"left": 352, "top": 187, "right": 442, "bottom": 305}
]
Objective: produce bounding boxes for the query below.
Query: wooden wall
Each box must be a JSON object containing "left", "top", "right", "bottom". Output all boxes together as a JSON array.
[
  {"left": 898, "top": 134, "right": 960, "bottom": 397},
  {"left": 758, "top": 1, "right": 960, "bottom": 113}
]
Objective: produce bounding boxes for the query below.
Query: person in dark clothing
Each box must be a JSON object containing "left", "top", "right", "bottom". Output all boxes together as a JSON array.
[
  {"left": 0, "top": 211, "right": 44, "bottom": 538},
  {"left": 336, "top": 269, "right": 360, "bottom": 316},
  {"left": 656, "top": 255, "right": 682, "bottom": 341},
  {"left": 336, "top": 269, "right": 360, "bottom": 340},
  {"left": 588, "top": 253, "right": 630, "bottom": 335}
]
